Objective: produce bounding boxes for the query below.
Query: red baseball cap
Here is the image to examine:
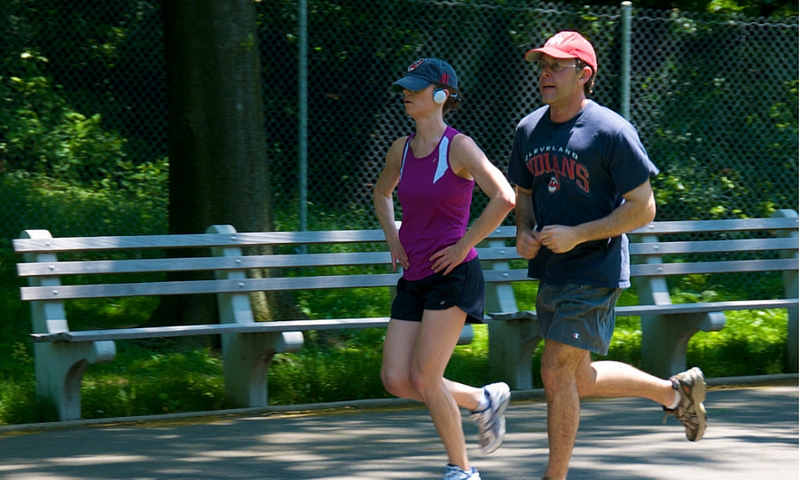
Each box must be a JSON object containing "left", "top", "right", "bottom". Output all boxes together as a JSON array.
[{"left": 525, "top": 31, "right": 597, "bottom": 73}]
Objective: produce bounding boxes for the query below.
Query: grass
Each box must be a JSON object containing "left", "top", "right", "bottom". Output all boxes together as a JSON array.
[{"left": 0, "top": 282, "right": 791, "bottom": 425}]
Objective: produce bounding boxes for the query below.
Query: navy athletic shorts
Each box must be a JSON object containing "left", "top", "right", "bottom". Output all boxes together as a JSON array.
[
  {"left": 536, "top": 282, "right": 622, "bottom": 355},
  {"left": 390, "top": 256, "right": 485, "bottom": 324}
]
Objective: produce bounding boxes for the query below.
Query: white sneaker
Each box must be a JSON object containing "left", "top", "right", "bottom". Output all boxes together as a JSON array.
[
  {"left": 443, "top": 464, "right": 481, "bottom": 479},
  {"left": 469, "top": 382, "right": 510, "bottom": 454}
]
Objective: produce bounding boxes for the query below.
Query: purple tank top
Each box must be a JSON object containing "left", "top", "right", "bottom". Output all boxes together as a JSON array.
[{"left": 397, "top": 126, "right": 478, "bottom": 281}]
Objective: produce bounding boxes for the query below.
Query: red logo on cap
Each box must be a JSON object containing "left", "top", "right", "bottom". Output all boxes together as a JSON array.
[
  {"left": 408, "top": 59, "right": 424, "bottom": 72},
  {"left": 440, "top": 73, "right": 450, "bottom": 85}
]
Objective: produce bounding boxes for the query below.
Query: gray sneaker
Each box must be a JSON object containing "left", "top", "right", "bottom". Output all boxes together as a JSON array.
[
  {"left": 443, "top": 464, "right": 481, "bottom": 480},
  {"left": 469, "top": 382, "right": 511, "bottom": 454},
  {"left": 663, "top": 367, "right": 707, "bottom": 441}
]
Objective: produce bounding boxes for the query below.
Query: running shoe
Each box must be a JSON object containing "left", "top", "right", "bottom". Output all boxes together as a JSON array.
[
  {"left": 663, "top": 366, "right": 707, "bottom": 441},
  {"left": 470, "top": 382, "right": 511, "bottom": 454},
  {"left": 443, "top": 464, "right": 481, "bottom": 480}
]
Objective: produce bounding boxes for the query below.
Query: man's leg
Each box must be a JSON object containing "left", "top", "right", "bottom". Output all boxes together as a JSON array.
[
  {"left": 575, "top": 356, "right": 675, "bottom": 406},
  {"left": 575, "top": 358, "right": 707, "bottom": 441},
  {"left": 539, "top": 339, "right": 589, "bottom": 480}
]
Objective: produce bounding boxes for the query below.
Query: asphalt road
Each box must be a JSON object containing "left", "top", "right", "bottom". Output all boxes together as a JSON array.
[{"left": 0, "top": 384, "right": 797, "bottom": 479}]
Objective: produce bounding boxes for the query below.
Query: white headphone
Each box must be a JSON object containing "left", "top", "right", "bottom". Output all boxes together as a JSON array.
[{"left": 433, "top": 88, "right": 448, "bottom": 104}]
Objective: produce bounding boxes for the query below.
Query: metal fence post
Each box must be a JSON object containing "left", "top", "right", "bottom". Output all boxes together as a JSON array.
[
  {"left": 298, "top": 0, "right": 308, "bottom": 233},
  {"left": 620, "top": 1, "right": 632, "bottom": 120}
]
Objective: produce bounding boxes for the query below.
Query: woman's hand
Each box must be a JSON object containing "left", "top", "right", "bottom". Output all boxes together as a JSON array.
[
  {"left": 388, "top": 237, "right": 409, "bottom": 271},
  {"left": 430, "top": 243, "right": 469, "bottom": 276}
]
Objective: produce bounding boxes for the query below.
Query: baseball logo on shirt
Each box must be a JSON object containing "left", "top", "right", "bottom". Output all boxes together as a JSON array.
[
  {"left": 548, "top": 176, "right": 560, "bottom": 193},
  {"left": 525, "top": 147, "right": 590, "bottom": 194}
]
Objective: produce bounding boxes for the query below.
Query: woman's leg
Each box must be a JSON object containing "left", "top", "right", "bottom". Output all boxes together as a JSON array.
[
  {"left": 381, "top": 318, "right": 422, "bottom": 400},
  {"left": 382, "top": 318, "right": 483, "bottom": 411},
  {"left": 411, "top": 306, "right": 474, "bottom": 471}
]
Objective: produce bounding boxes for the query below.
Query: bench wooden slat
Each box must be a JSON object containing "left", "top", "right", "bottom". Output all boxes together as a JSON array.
[
  {"left": 21, "top": 258, "right": 797, "bottom": 301},
  {"left": 483, "top": 218, "right": 799, "bottom": 240},
  {"left": 16, "top": 237, "right": 796, "bottom": 278},
  {"left": 484, "top": 259, "right": 798, "bottom": 283},
  {"left": 16, "top": 251, "right": 395, "bottom": 277},
  {"left": 12, "top": 229, "right": 390, "bottom": 254},
  {"left": 483, "top": 269, "right": 529, "bottom": 283},
  {"left": 629, "top": 237, "right": 798, "bottom": 256},
  {"left": 20, "top": 273, "right": 404, "bottom": 301},
  {"left": 488, "top": 298, "right": 799, "bottom": 321},
  {"left": 16, "top": 247, "right": 522, "bottom": 277},
  {"left": 629, "top": 217, "right": 798, "bottom": 235},
  {"left": 630, "top": 258, "right": 798, "bottom": 276},
  {"left": 14, "top": 217, "right": 798, "bottom": 255},
  {"left": 30, "top": 318, "right": 395, "bottom": 343}
]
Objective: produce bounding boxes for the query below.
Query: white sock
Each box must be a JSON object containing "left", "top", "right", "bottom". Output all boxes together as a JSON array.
[
  {"left": 475, "top": 389, "right": 490, "bottom": 412},
  {"left": 666, "top": 389, "right": 681, "bottom": 410}
]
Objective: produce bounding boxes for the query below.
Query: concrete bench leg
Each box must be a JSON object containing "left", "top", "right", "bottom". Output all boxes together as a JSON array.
[
  {"left": 633, "top": 233, "right": 726, "bottom": 379},
  {"left": 35, "top": 341, "right": 116, "bottom": 421},
  {"left": 209, "top": 224, "right": 304, "bottom": 407},
  {"left": 641, "top": 311, "right": 725, "bottom": 379},
  {"left": 482, "top": 242, "right": 541, "bottom": 389},
  {"left": 458, "top": 324, "right": 474, "bottom": 345},
  {"left": 785, "top": 275, "right": 798, "bottom": 373},
  {"left": 773, "top": 209, "right": 799, "bottom": 372},
  {"left": 222, "top": 331, "right": 303, "bottom": 407},
  {"left": 20, "top": 230, "right": 117, "bottom": 421},
  {"left": 488, "top": 318, "right": 542, "bottom": 390}
]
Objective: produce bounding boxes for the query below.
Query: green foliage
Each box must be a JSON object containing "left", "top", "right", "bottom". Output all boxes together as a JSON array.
[
  {"left": 645, "top": 20, "right": 798, "bottom": 220},
  {"left": 445, "top": 324, "right": 491, "bottom": 386},
  {"left": 1, "top": 51, "right": 128, "bottom": 184},
  {"left": 567, "top": 0, "right": 797, "bottom": 17},
  {"left": 0, "top": 166, "right": 168, "bottom": 239},
  {"left": 269, "top": 330, "right": 388, "bottom": 405},
  {"left": 1, "top": 3, "right": 169, "bottom": 239},
  {"left": 687, "top": 309, "right": 788, "bottom": 377},
  {"left": 0, "top": 41, "right": 169, "bottom": 239},
  {"left": 82, "top": 347, "right": 227, "bottom": 418}
]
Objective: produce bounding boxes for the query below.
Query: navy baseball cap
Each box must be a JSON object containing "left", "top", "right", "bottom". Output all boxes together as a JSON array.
[{"left": 392, "top": 58, "right": 458, "bottom": 92}]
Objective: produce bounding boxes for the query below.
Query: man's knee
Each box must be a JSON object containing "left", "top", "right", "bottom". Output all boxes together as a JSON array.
[
  {"left": 540, "top": 341, "right": 590, "bottom": 391},
  {"left": 540, "top": 362, "right": 566, "bottom": 391}
]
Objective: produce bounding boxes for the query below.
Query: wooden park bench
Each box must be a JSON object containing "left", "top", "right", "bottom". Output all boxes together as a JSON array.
[
  {"left": 14, "top": 210, "right": 798, "bottom": 420},
  {"left": 483, "top": 209, "right": 799, "bottom": 388},
  {"left": 13, "top": 225, "right": 474, "bottom": 421}
]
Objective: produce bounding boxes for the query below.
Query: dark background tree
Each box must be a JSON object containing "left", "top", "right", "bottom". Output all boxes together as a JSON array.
[{"left": 154, "top": 0, "right": 277, "bottom": 327}]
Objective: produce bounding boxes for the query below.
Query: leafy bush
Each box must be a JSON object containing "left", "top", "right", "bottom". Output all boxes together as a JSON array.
[{"left": 0, "top": 162, "right": 167, "bottom": 240}]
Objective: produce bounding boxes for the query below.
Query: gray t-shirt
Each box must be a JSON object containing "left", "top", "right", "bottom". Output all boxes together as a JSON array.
[{"left": 507, "top": 100, "right": 659, "bottom": 288}]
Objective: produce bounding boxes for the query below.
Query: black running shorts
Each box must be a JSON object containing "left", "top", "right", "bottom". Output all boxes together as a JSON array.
[{"left": 390, "top": 256, "right": 485, "bottom": 324}]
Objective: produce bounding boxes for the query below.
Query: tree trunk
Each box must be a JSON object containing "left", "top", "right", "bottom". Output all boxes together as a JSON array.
[{"left": 151, "top": 0, "right": 284, "bottom": 329}]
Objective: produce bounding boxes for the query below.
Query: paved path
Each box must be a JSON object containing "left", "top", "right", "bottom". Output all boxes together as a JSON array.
[{"left": 0, "top": 385, "right": 796, "bottom": 479}]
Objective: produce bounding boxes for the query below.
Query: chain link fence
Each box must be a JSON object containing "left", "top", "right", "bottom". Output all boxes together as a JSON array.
[
  {"left": 264, "top": 1, "right": 798, "bottom": 231},
  {"left": 1, "top": 1, "right": 797, "bottom": 288}
]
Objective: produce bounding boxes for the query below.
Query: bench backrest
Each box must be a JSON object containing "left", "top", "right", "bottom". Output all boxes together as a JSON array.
[{"left": 15, "top": 215, "right": 799, "bottom": 303}]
